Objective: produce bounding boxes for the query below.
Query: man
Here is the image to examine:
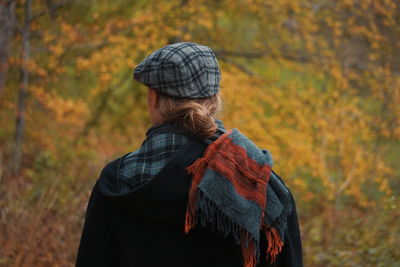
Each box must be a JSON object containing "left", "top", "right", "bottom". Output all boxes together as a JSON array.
[{"left": 76, "top": 42, "right": 303, "bottom": 267}]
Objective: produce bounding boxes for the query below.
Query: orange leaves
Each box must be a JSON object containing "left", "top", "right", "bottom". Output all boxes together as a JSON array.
[
  {"left": 29, "top": 86, "right": 88, "bottom": 128},
  {"left": 49, "top": 43, "right": 64, "bottom": 57},
  {"left": 47, "top": 97, "right": 88, "bottom": 126},
  {"left": 60, "top": 22, "right": 81, "bottom": 42},
  {"left": 76, "top": 57, "right": 91, "bottom": 71},
  {"left": 1, "top": 1, "right": 399, "bottom": 266},
  {"left": 5, "top": 0, "right": 396, "bottom": 215}
]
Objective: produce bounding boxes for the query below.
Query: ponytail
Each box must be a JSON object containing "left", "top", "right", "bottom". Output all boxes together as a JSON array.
[{"left": 157, "top": 93, "right": 222, "bottom": 139}]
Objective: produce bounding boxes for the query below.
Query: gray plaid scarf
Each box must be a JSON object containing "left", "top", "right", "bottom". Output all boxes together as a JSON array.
[{"left": 118, "top": 120, "right": 292, "bottom": 265}]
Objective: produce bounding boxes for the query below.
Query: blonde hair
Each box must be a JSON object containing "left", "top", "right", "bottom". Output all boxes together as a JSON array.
[{"left": 158, "top": 93, "right": 222, "bottom": 139}]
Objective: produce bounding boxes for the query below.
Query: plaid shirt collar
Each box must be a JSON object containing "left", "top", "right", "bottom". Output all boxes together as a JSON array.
[
  {"left": 145, "top": 122, "right": 189, "bottom": 139},
  {"left": 118, "top": 119, "right": 226, "bottom": 192},
  {"left": 145, "top": 119, "right": 226, "bottom": 140}
]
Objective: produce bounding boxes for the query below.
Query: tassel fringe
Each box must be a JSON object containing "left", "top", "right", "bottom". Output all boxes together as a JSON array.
[
  {"left": 184, "top": 135, "right": 285, "bottom": 267},
  {"left": 265, "top": 226, "right": 284, "bottom": 264},
  {"left": 185, "top": 157, "right": 208, "bottom": 233},
  {"left": 242, "top": 240, "right": 257, "bottom": 267},
  {"left": 190, "top": 191, "right": 260, "bottom": 267}
]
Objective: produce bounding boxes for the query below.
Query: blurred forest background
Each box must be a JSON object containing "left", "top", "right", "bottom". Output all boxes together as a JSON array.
[{"left": 0, "top": 0, "right": 399, "bottom": 266}]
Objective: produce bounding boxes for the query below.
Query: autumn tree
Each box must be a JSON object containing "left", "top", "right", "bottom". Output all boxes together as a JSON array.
[{"left": 0, "top": 0, "right": 398, "bottom": 266}]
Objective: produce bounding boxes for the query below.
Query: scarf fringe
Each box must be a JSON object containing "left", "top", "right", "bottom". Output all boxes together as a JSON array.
[
  {"left": 185, "top": 139, "right": 285, "bottom": 267},
  {"left": 185, "top": 157, "right": 208, "bottom": 233},
  {"left": 242, "top": 240, "right": 257, "bottom": 267},
  {"left": 264, "top": 226, "right": 284, "bottom": 263},
  {"left": 186, "top": 190, "right": 260, "bottom": 267}
]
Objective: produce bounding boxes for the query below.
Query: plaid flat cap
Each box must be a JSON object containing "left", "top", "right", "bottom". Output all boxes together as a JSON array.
[{"left": 133, "top": 42, "right": 221, "bottom": 98}]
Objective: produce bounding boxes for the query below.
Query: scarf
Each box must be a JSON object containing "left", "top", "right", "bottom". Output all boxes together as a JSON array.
[{"left": 185, "top": 129, "right": 293, "bottom": 267}]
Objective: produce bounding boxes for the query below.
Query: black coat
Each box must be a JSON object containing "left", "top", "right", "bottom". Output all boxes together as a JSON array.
[{"left": 76, "top": 138, "right": 303, "bottom": 267}]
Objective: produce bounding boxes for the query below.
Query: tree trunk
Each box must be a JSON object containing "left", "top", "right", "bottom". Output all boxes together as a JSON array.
[
  {"left": 12, "top": 0, "right": 31, "bottom": 175},
  {"left": 0, "top": 0, "right": 16, "bottom": 93}
]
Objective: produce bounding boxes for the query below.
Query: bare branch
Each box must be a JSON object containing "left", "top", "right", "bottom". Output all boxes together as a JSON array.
[
  {"left": 29, "top": 0, "right": 73, "bottom": 22},
  {"left": 0, "top": 0, "right": 16, "bottom": 92},
  {"left": 12, "top": 0, "right": 31, "bottom": 176},
  {"left": 219, "top": 56, "right": 256, "bottom": 76},
  {"left": 75, "top": 76, "right": 128, "bottom": 143},
  {"left": 215, "top": 50, "right": 265, "bottom": 58}
]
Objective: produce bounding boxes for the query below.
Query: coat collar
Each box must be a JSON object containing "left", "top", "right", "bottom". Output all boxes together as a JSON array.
[{"left": 145, "top": 119, "right": 226, "bottom": 140}]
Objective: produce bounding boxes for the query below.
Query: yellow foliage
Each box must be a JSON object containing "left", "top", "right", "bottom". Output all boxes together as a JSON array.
[{"left": 1, "top": 0, "right": 399, "bottom": 266}]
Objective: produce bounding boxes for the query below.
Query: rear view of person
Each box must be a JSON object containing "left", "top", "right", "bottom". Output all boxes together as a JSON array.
[{"left": 76, "top": 42, "right": 303, "bottom": 267}]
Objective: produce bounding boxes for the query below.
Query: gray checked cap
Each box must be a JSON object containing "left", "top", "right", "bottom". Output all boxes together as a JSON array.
[{"left": 133, "top": 42, "right": 221, "bottom": 99}]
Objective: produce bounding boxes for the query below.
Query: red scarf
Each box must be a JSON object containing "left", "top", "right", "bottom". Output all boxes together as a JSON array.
[{"left": 184, "top": 130, "right": 284, "bottom": 267}]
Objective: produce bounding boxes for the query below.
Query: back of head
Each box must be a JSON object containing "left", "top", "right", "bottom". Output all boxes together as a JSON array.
[
  {"left": 134, "top": 42, "right": 222, "bottom": 139},
  {"left": 157, "top": 93, "right": 222, "bottom": 139}
]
